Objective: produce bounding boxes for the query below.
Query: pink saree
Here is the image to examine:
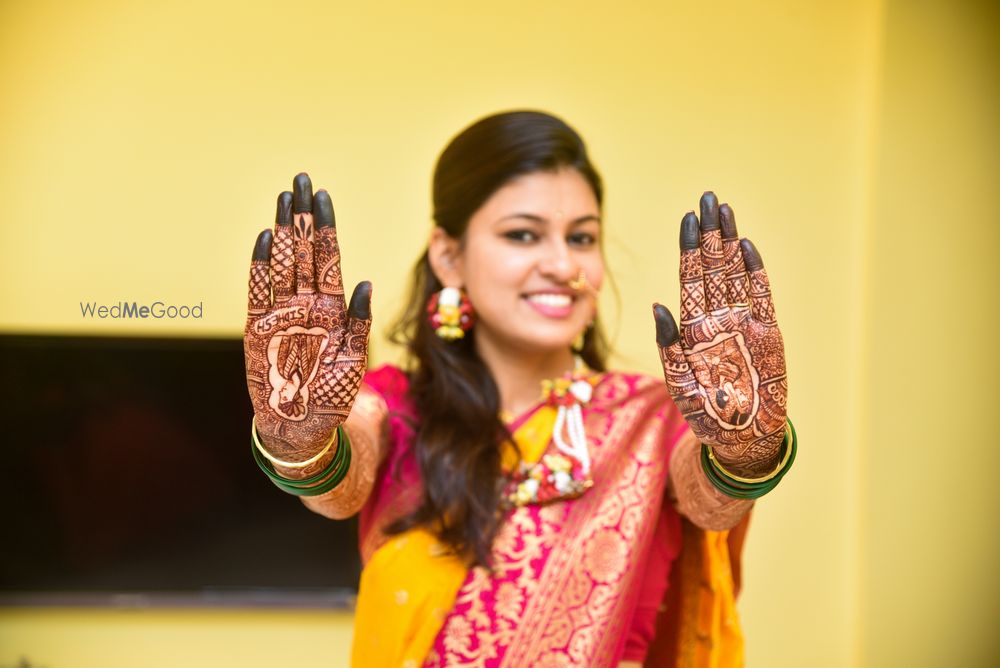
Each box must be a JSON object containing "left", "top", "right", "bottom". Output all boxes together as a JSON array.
[{"left": 355, "top": 365, "right": 745, "bottom": 667}]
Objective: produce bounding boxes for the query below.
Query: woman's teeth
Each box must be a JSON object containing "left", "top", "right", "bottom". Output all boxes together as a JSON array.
[{"left": 525, "top": 294, "right": 572, "bottom": 307}]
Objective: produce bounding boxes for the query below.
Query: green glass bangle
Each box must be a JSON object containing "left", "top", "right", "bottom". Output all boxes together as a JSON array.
[
  {"left": 255, "top": 430, "right": 347, "bottom": 495},
  {"left": 251, "top": 428, "right": 346, "bottom": 488},
  {"left": 700, "top": 419, "right": 797, "bottom": 500},
  {"left": 701, "top": 438, "right": 794, "bottom": 499},
  {"left": 255, "top": 434, "right": 351, "bottom": 497},
  {"left": 251, "top": 426, "right": 352, "bottom": 496},
  {"left": 293, "top": 436, "right": 351, "bottom": 496},
  {"left": 706, "top": 420, "right": 796, "bottom": 499}
]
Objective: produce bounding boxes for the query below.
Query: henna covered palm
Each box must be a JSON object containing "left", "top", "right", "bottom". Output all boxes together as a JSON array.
[
  {"left": 244, "top": 173, "right": 372, "bottom": 459},
  {"left": 653, "top": 193, "right": 787, "bottom": 477}
]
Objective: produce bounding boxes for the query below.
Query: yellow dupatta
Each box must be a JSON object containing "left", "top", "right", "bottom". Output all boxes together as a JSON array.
[{"left": 646, "top": 516, "right": 747, "bottom": 667}]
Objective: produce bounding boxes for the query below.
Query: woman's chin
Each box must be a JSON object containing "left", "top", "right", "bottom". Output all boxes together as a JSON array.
[
  {"left": 501, "top": 331, "right": 579, "bottom": 356},
  {"left": 475, "top": 315, "right": 583, "bottom": 357}
]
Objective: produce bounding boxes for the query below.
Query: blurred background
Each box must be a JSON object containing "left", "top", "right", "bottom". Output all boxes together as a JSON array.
[{"left": 1, "top": 0, "right": 998, "bottom": 666}]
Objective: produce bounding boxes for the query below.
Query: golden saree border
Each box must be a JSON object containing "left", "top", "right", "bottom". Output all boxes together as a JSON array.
[{"left": 498, "top": 373, "right": 680, "bottom": 666}]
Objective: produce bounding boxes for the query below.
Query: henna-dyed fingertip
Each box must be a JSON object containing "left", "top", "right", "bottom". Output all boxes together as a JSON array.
[
  {"left": 348, "top": 281, "right": 373, "bottom": 320},
  {"left": 741, "top": 238, "right": 764, "bottom": 271},
  {"left": 720, "top": 203, "right": 738, "bottom": 239},
  {"left": 652, "top": 303, "right": 679, "bottom": 347},
  {"left": 275, "top": 192, "right": 293, "bottom": 226},
  {"left": 293, "top": 173, "right": 313, "bottom": 213},
  {"left": 252, "top": 229, "right": 273, "bottom": 261},
  {"left": 314, "top": 190, "right": 336, "bottom": 229},
  {"left": 680, "top": 212, "right": 700, "bottom": 250},
  {"left": 700, "top": 192, "right": 720, "bottom": 231}
]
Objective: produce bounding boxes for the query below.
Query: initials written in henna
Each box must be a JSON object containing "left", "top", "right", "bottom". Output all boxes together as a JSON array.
[
  {"left": 687, "top": 331, "right": 760, "bottom": 430},
  {"left": 253, "top": 304, "right": 308, "bottom": 336}
]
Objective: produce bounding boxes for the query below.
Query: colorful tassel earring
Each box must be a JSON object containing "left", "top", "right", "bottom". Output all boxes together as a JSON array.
[{"left": 427, "top": 286, "right": 475, "bottom": 340}]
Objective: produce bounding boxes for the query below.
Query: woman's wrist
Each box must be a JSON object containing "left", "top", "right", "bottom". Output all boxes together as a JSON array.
[
  {"left": 255, "top": 419, "right": 341, "bottom": 480},
  {"left": 271, "top": 443, "right": 339, "bottom": 480},
  {"left": 710, "top": 441, "right": 782, "bottom": 479},
  {"left": 706, "top": 424, "right": 786, "bottom": 479}
]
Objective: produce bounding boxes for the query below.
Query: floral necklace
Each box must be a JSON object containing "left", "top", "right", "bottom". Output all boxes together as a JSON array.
[{"left": 501, "top": 356, "right": 597, "bottom": 508}]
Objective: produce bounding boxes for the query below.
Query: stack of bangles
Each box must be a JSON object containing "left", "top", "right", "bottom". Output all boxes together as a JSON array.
[
  {"left": 251, "top": 417, "right": 352, "bottom": 496},
  {"left": 701, "top": 418, "right": 797, "bottom": 500}
]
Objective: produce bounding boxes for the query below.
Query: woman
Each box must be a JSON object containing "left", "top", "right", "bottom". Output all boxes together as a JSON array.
[{"left": 243, "top": 111, "right": 793, "bottom": 667}]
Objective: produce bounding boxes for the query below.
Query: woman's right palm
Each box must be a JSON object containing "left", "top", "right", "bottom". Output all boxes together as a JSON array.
[{"left": 243, "top": 173, "right": 372, "bottom": 457}]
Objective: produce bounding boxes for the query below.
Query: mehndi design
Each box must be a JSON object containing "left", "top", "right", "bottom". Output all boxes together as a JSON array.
[
  {"left": 244, "top": 173, "right": 372, "bottom": 462},
  {"left": 654, "top": 193, "right": 788, "bottom": 478}
]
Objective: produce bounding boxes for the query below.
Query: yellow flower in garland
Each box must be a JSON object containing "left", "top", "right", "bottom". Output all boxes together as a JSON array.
[{"left": 542, "top": 454, "right": 572, "bottom": 474}]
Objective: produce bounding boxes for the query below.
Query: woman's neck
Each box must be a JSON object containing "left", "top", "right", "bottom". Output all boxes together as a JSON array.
[{"left": 474, "top": 333, "right": 577, "bottom": 418}]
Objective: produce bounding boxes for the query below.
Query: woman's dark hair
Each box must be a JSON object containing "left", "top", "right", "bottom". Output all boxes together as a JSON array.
[{"left": 386, "top": 110, "right": 610, "bottom": 566}]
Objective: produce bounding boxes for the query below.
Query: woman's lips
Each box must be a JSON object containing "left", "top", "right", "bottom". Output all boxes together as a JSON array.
[{"left": 523, "top": 293, "right": 574, "bottom": 318}]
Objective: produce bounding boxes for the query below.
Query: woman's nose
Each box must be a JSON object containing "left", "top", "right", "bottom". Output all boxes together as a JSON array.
[{"left": 538, "top": 240, "right": 577, "bottom": 282}]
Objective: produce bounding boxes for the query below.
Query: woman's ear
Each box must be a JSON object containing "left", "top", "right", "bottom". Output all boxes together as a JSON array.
[{"left": 427, "top": 226, "right": 464, "bottom": 287}]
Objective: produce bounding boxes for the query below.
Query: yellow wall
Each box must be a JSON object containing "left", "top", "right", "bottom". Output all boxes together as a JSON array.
[
  {"left": 0, "top": 1, "right": 995, "bottom": 666},
  {"left": 861, "top": 1, "right": 1000, "bottom": 665},
  {"left": 0, "top": 609, "right": 355, "bottom": 667}
]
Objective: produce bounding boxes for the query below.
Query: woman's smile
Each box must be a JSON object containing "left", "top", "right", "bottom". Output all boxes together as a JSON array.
[{"left": 522, "top": 289, "right": 577, "bottom": 318}]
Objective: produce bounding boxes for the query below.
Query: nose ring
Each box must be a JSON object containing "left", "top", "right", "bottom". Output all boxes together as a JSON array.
[{"left": 568, "top": 270, "right": 590, "bottom": 292}]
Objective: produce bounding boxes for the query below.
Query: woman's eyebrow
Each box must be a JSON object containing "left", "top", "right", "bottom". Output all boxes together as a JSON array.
[{"left": 493, "top": 213, "right": 602, "bottom": 226}]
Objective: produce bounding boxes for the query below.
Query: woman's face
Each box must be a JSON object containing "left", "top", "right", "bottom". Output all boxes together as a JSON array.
[{"left": 441, "top": 167, "right": 604, "bottom": 356}]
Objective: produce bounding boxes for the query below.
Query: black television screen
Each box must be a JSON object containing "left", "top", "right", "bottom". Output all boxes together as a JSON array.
[{"left": 0, "top": 334, "right": 360, "bottom": 608}]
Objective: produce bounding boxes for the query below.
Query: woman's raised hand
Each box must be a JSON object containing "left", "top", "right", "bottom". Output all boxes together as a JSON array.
[
  {"left": 244, "top": 173, "right": 372, "bottom": 457},
  {"left": 653, "top": 193, "right": 787, "bottom": 477}
]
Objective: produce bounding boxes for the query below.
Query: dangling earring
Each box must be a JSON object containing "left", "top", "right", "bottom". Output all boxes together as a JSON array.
[
  {"left": 427, "top": 286, "right": 475, "bottom": 340},
  {"left": 572, "top": 320, "right": 595, "bottom": 353}
]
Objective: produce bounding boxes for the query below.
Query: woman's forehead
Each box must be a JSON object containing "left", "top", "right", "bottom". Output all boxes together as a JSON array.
[{"left": 481, "top": 169, "right": 600, "bottom": 223}]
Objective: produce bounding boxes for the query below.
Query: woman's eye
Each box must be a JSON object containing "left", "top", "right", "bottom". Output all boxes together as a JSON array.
[
  {"left": 568, "top": 232, "right": 597, "bottom": 247},
  {"left": 504, "top": 230, "right": 538, "bottom": 243}
]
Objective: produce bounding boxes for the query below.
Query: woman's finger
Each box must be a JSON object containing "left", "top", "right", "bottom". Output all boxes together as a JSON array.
[
  {"left": 699, "top": 192, "right": 728, "bottom": 313},
  {"left": 271, "top": 191, "right": 295, "bottom": 303},
  {"left": 316, "top": 281, "right": 372, "bottom": 421},
  {"left": 247, "top": 229, "right": 273, "bottom": 314},
  {"left": 720, "top": 203, "right": 752, "bottom": 320},
  {"left": 653, "top": 303, "right": 702, "bottom": 416},
  {"left": 741, "top": 239, "right": 777, "bottom": 324},
  {"left": 292, "top": 172, "right": 316, "bottom": 294},
  {"left": 314, "top": 189, "right": 346, "bottom": 308},
  {"left": 679, "top": 211, "right": 706, "bottom": 336},
  {"left": 346, "top": 281, "right": 373, "bottom": 330}
]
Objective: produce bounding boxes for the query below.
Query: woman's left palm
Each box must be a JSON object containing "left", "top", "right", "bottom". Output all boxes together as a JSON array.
[{"left": 653, "top": 192, "right": 787, "bottom": 477}]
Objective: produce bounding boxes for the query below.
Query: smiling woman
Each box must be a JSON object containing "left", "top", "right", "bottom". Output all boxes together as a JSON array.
[{"left": 243, "top": 110, "right": 794, "bottom": 667}]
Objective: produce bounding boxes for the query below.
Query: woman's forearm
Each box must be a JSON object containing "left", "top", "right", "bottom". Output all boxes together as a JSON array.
[
  {"left": 668, "top": 431, "right": 753, "bottom": 531},
  {"left": 263, "top": 385, "right": 388, "bottom": 520},
  {"left": 301, "top": 385, "right": 387, "bottom": 519}
]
